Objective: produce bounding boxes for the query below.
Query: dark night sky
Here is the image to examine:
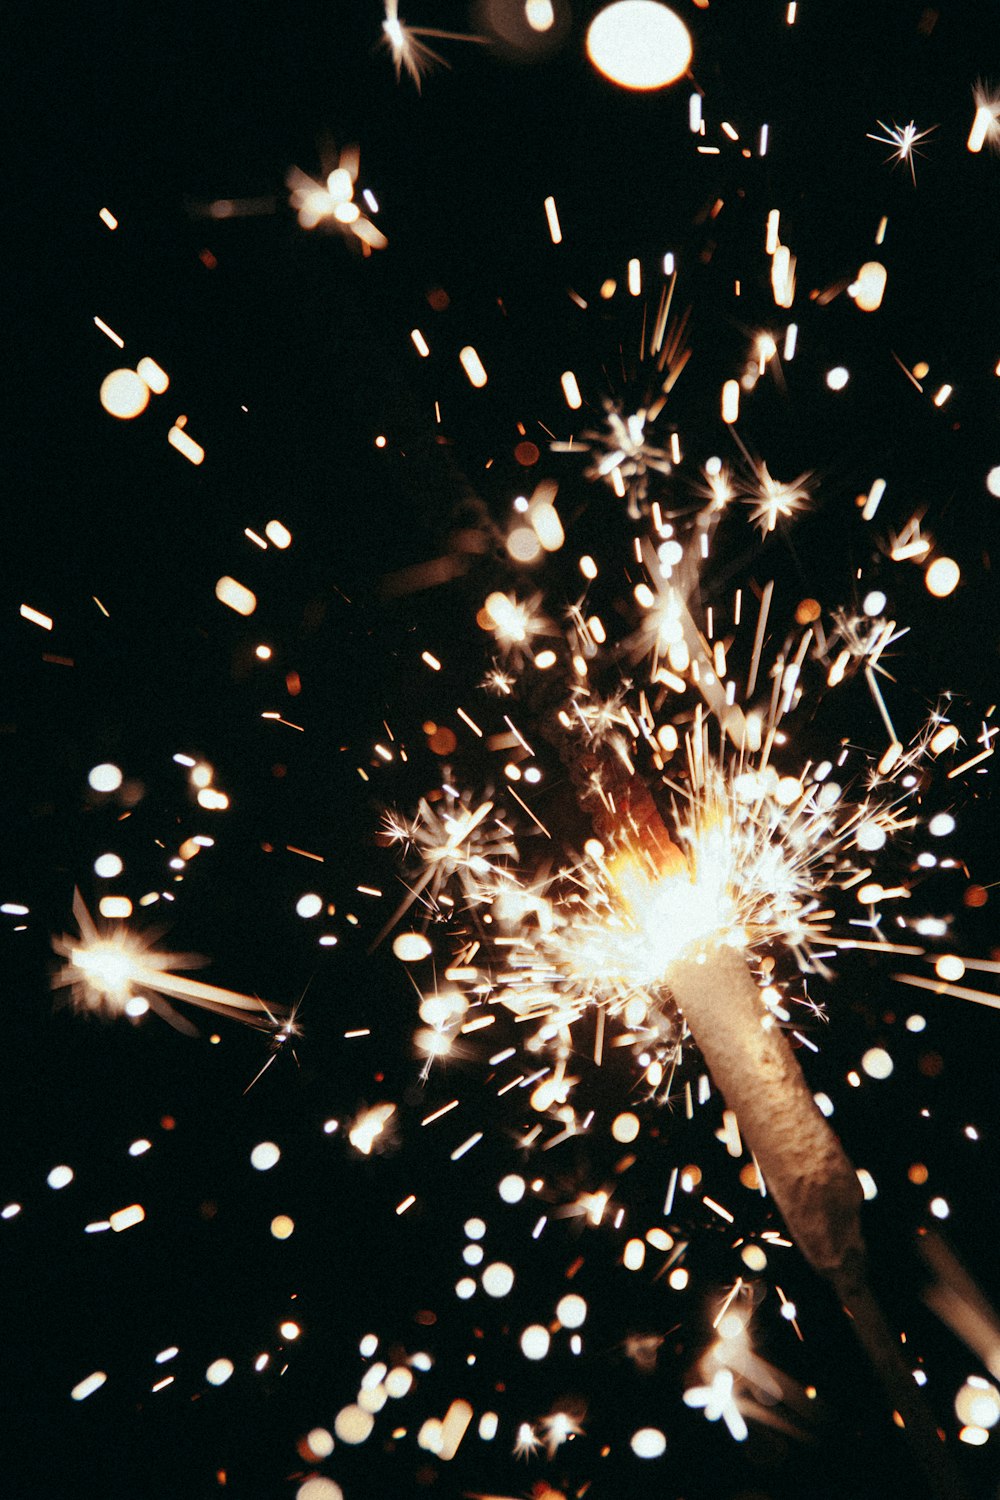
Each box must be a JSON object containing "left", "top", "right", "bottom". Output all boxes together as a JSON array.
[{"left": 5, "top": 3, "right": 1000, "bottom": 1497}]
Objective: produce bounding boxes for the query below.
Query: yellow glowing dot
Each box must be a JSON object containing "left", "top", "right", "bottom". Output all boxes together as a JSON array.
[
  {"left": 270, "top": 1214, "right": 295, "bottom": 1239},
  {"left": 856, "top": 1168, "right": 878, "bottom": 1201},
  {"left": 587, "top": 2, "right": 692, "bottom": 90},
  {"left": 167, "top": 423, "right": 205, "bottom": 464},
  {"left": 908, "top": 1162, "right": 929, "bottom": 1185},
  {"left": 741, "top": 1244, "right": 768, "bottom": 1271},
  {"left": 987, "top": 465, "right": 1000, "bottom": 497},
  {"left": 507, "top": 526, "right": 542, "bottom": 563},
  {"left": 335, "top": 1404, "right": 375, "bottom": 1444},
  {"left": 206, "top": 1358, "right": 234, "bottom": 1386},
  {"left": 520, "top": 1323, "right": 550, "bottom": 1360},
  {"left": 775, "top": 775, "right": 802, "bottom": 806},
  {"left": 374, "top": 434, "right": 387, "bottom": 448},
  {"left": 305, "top": 1427, "right": 336, "bottom": 1460},
  {"left": 668, "top": 1266, "right": 689, "bottom": 1290},
  {"left": 680, "top": 1164, "right": 702, "bottom": 1192},
  {"left": 959, "top": 1424, "right": 990, "bottom": 1446},
  {"left": 611, "top": 1112, "right": 640, "bottom": 1144},
  {"left": 534, "top": 648, "right": 557, "bottom": 669},
  {"left": 279, "top": 1320, "right": 300, "bottom": 1340},
  {"left": 556, "top": 1293, "right": 587, "bottom": 1328},
  {"left": 925, "top": 557, "right": 960, "bottom": 598},
  {"left": 265, "top": 519, "right": 292, "bottom": 549},
  {"left": 579, "top": 554, "right": 598, "bottom": 579},
  {"left": 482, "top": 1262, "right": 515, "bottom": 1298},
  {"left": 100, "top": 369, "right": 150, "bottom": 419},
  {"left": 929, "top": 723, "right": 959, "bottom": 755},
  {"left": 630, "top": 1426, "right": 667, "bottom": 1458}
]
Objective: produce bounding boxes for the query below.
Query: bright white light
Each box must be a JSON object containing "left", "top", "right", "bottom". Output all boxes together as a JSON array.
[
  {"left": 48, "top": 1165, "right": 74, "bottom": 1190},
  {"left": 89, "top": 763, "right": 123, "bottom": 793},
  {"left": 295, "top": 893, "right": 323, "bottom": 919},
  {"left": 206, "top": 1358, "right": 234, "bottom": 1386},
  {"left": 482, "top": 1262, "right": 515, "bottom": 1298},
  {"left": 499, "top": 1173, "right": 526, "bottom": 1203},
  {"left": 520, "top": 1324, "right": 550, "bottom": 1359},
  {"left": 826, "top": 366, "right": 850, "bottom": 391},
  {"left": 861, "top": 1047, "right": 893, "bottom": 1080},
  {"left": 631, "top": 1426, "right": 667, "bottom": 1458},
  {"left": 928, "top": 813, "right": 955, "bottom": 838},
  {"left": 556, "top": 1293, "right": 587, "bottom": 1328},
  {"left": 586, "top": 2, "right": 692, "bottom": 91},
  {"left": 250, "top": 1141, "right": 281, "bottom": 1171},
  {"left": 94, "top": 853, "right": 124, "bottom": 878}
]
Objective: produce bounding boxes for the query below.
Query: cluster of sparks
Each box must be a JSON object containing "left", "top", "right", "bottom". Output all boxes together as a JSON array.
[{"left": 10, "top": 7, "right": 1000, "bottom": 1499}]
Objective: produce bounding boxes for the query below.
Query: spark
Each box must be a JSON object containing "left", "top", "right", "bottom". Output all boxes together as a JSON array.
[
  {"left": 866, "top": 119, "right": 936, "bottom": 186},
  {"left": 379, "top": 1, "right": 487, "bottom": 91}
]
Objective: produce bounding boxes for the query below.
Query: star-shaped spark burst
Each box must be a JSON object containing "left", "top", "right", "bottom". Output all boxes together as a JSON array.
[
  {"left": 379, "top": 1, "right": 488, "bottom": 92},
  {"left": 53, "top": 891, "right": 283, "bottom": 1035},
  {"left": 866, "top": 118, "right": 936, "bottom": 185},
  {"left": 287, "top": 145, "right": 387, "bottom": 248},
  {"left": 583, "top": 402, "right": 673, "bottom": 516},
  {"left": 744, "top": 463, "right": 812, "bottom": 536}
]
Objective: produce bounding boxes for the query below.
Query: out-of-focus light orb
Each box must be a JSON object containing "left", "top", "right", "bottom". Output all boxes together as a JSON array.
[
  {"left": 359, "top": 1333, "right": 378, "bottom": 1357},
  {"left": 556, "top": 1293, "right": 587, "bottom": 1328},
  {"left": 525, "top": 0, "right": 555, "bottom": 28},
  {"left": 206, "top": 1358, "right": 234, "bottom": 1386},
  {"left": 89, "top": 763, "right": 123, "bottom": 793},
  {"left": 100, "top": 369, "right": 150, "bottom": 419},
  {"left": 456, "top": 1276, "right": 477, "bottom": 1299},
  {"left": 280, "top": 1320, "right": 301, "bottom": 1340},
  {"left": 611, "top": 1111, "right": 640, "bottom": 1143},
  {"left": 906, "top": 1013, "right": 927, "bottom": 1032},
  {"left": 852, "top": 260, "right": 888, "bottom": 312},
  {"left": 499, "top": 1173, "right": 526, "bottom": 1203},
  {"left": 520, "top": 1324, "right": 550, "bottom": 1360},
  {"left": 925, "top": 556, "right": 960, "bottom": 598},
  {"left": 935, "top": 954, "right": 965, "bottom": 982},
  {"left": 826, "top": 366, "right": 850, "bottom": 391},
  {"left": 463, "top": 1242, "right": 484, "bottom": 1266},
  {"left": 956, "top": 1377, "right": 1000, "bottom": 1429},
  {"left": 326, "top": 168, "right": 354, "bottom": 204},
  {"left": 385, "top": 1366, "right": 413, "bottom": 1398},
  {"left": 929, "top": 1196, "right": 950, "bottom": 1220},
  {"left": 48, "top": 1164, "right": 74, "bottom": 1190},
  {"left": 125, "top": 996, "right": 149, "bottom": 1018},
  {"left": 71, "top": 1371, "right": 107, "bottom": 1402},
  {"left": 298, "top": 1478, "right": 343, "bottom": 1500},
  {"left": 586, "top": 1, "right": 692, "bottom": 90},
  {"left": 250, "top": 1141, "right": 281, "bottom": 1171},
  {"left": 270, "top": 1214, "right": 295, "bottom": 1239},
  {"left": 862, "top": 589, "right": 887, "bottom": 616},
  {"left": 136, "top": 356, "right": 169, "bottom": 394},
  {"left": 295, "top": 893, "right": 323, "bottom": 919},
  {"left": 335, "top": 1403, "right": 375, "bottom": 1444},
  {"left": 392, "top": 931, "right": 432, "bottom": 963},
  {"left": 464, "top": 1216, "right": 486, "bottom": 1240},
  {"left": 928, "top": 812, "right": 955, "bottom": 838},
  {"left": 741, "top": 1243, "right": 768, "bottom": 1271},
  {"left": 987, "top": 465, "right": 1000, "bottom": 497},
  {"left": 861, "top": 1047, "right": 893, "bottom": 1080},
  {"left": 668, "top": 1266, "right": 689, "bottom": 1290},
  {"left": 265, "top": 519, "right": 292, "bottom": 549},
  {"left": 855, "top": 820, "right": 887, "bottom": 852},
  {"left": 508, "top": 526, "right": 542, "bottom": 563},
  {"left": 129, "top": 1139, "right": 151, "bottom": 1157},
  {"left": 482, "top": 1262, "right": 515, "bottom": 1298},
  {"left": 215, "top": 576, "right": 257, "bottom": 616},
  {"left": 93, "top": 853, "right": 124, "bottom": 878},
  {"left": 631, "top": 1426, "right": 667, "bottom": 1458},
  {"left": 255, "top": 644, "right": 272, "bottom": 660},
  {"left": 98, "top": 895, "right": 132, "bottom": 919}
]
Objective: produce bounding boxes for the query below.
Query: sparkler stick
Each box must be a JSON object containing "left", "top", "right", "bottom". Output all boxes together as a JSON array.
[{"left": 589, "top": 770, "right": 965, "bottom": 1497}]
